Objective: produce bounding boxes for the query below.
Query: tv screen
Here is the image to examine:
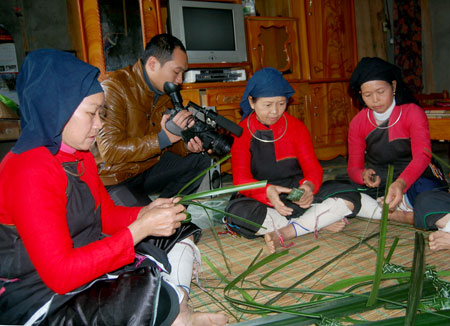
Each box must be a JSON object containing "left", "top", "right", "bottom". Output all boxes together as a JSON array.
[
  {"left": 183, "top": 8, "right": 235, "bottom": 51},
  {"left": 168, "top": 0, "right": 247, "bottom": 64}
]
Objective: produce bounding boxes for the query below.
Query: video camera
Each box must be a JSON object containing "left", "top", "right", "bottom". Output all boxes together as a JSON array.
[{"left": 164, "top": 82, "right": 243, "bottom": 155}]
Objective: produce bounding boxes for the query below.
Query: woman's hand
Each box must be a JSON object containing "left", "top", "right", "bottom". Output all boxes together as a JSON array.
[
  {"left": 140, "top": 197, "right": 175, "bottom": 212},
  {"left": 294, "top": 181, "right": 314, "bottom": 208},
  {"left": 130, "top": 198, "right": 187, "bottom": 245},
  {"left": 384, "top": 178, "right": 407, "bottom": 211},
  {"left": 267, "top": 185, "right": 293, "bottom": 216},
  {"left": 362, "top": 168, "right": 380, "bottom": 188}
]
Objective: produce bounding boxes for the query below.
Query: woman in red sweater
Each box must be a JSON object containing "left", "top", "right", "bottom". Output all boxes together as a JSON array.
[
  {"left": 226, "top": 68, "right": 361, "bottom": 253},
  {"left": 0, "top": 49, "right": 227, "bottom": 326},
  {"left": 347, "top": 57, "right": 447, "bottom": 223}
]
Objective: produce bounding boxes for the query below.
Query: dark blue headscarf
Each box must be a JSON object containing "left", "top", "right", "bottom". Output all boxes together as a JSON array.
[
  {"left": 240, "top": 67, "right": 295, "bottom": 118},
  {"left": 13, "top": 49, "right": 103, "bottom": 155}
]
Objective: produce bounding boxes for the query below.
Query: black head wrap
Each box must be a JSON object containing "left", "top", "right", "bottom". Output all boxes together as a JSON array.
[
  {"left": 13, "top": 49, "right": 103, "bottom": 155},
  {"left": 349, "top": 57, "right": 417, "bottom": 106},
  {"left": 240, "top": 67, "right": 294, "bottom": 118}
]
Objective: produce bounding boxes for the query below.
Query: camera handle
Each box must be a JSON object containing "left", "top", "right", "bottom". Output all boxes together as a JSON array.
[{"left": 164, "top": 109, "right": 183, "bottom": 136}]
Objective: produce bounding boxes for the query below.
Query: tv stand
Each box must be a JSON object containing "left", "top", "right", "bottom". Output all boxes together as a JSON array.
[{"left": 183, "top": 68, "right": 246, "bottom": 83}]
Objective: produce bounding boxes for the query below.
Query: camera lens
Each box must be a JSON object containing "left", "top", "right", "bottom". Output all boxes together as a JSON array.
[{"left": 208, "top": 133, "right": 234, "bottom": 156}]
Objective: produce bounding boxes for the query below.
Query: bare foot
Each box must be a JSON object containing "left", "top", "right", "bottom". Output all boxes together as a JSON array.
[
  {"left": 429, "top": 231, "right": 450, "bottom": 251},
  {"left": 173, "top": 293, "right": 229, "bottom": 326},
  {"left": 264, "top": 224, "right": 296, "bottom": 254},
  {"left": 264, "top": 232, "right": 279, "bottom": 254},
  {"left": 189, "top": 312, "right": 229, "bottom": 326},
  {"left": 388, "top": 211, "right": 414, "bottom": 225},
  {"left": 322, "top": 219, "right": 347, "bottom": 233}
]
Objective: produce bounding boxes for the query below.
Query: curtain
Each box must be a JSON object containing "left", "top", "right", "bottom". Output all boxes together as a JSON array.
[{"left": 394, "top": 0, "right": 423, "bottom": 93}]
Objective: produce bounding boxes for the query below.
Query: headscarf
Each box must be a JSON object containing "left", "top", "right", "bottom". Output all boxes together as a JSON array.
[
  {"left": 240, "top": 67, "right": 295, "bottom": 118},
  {"left": 349, "top": 57, "right": 417, "bottom": 107},
  {"left": 13, "top": 49, "right": 103, "bottom": 155}
]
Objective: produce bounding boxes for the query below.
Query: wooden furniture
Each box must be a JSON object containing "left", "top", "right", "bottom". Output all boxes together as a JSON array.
[
  {"left": 0, "top": 120, "right": 20, "bottom": 141},
  {"left": 425, "top": 105, "right": 450, "bottom": 142},
  {"left": 416, "top": 90, "right": 450, "bottom": 141},
  {"left": 428, "top": 117, "right": 450, "bottom": 141},
  {"left": 245, "top": 16, "right": 302, "bottom": 80},
  {"left": 0, "top": 102, "right": 20, "bottom": 141},
  {"left": 68, "top": 0, "right": 359, "bottom": 172},
  {"left": 415, "top": 90, "right": 449, "bottom": 108}
]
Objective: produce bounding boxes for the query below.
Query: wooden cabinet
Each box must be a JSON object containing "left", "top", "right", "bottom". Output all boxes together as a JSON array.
[
  {"left": 179, "top": 88, "right": 202, "bottom": 107},
  {"left": 287, "top": 82, "right": 311, "bottom": 128},
  {"left": 309, "top": 82, "right": 356, "bottom": 160},
  {"left": 287, "top": 0, "right": 358, "bottom": 160},
  {"left": 205, "top": 86, "right": 245, "bottom": 123},
  {"left": 245, "top": 17, "right": 302, "bottom": 80},
  {"left": 303, "top": 0, "right": 357, "bottom": 80},
  {"left": 204, "top": 85, "right": 245, "bottom": 172}
]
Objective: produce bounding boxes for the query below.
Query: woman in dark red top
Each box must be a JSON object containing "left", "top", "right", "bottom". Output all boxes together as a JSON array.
[
  {"left": 0, "top": 49, "right": 228, "bottom": 326},
  {"left": 347, "top": 57, "right": 447, "bottom": 223},
  {"left": 226, "top": 68, "right": 360, "bottom": 253}
]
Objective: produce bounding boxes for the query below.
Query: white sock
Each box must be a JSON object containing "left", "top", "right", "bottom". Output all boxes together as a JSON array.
[
  {"left": 358, "top": 193, "right": 382, "bottom": 219},
  {"left": 162, "top": 238, "right": 201, "bottom": 303},
  {"left": 290, "top": 198, "right": 352, "bottom": 236},
  {"left": 439, "top": 218, "right": 450, "bottom": 232},
  {"left": 397, "top": 194, "right": 413, "bottom": 212},
  {"left": 255, "top": 207, "right": 289, "bottom": 235}
]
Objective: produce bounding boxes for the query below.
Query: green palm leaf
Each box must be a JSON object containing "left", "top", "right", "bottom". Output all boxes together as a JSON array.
[
  {"left": 179, "top": 180, "right": 267, "bottom": 203},
  {"left": 367, "top": 164, "right": 394, "bottom": 306},
  {"left": 404, "top": 232, "right": 426, "bottom": 325}
]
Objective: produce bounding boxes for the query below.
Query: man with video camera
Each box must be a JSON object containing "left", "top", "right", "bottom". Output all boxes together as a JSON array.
[{"left": 92, "top": 33, "right": 211, "bottom": 207}]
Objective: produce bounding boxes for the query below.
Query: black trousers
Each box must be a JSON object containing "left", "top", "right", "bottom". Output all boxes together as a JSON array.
[
  {"left": 107, "top": 151, "right": 211, "bottom": 206},
  {"left": 414, "top": 189, "right": 450, "bottom": 230},
  {"left": 42, "top": 223, "right": 201, "bottom": 326}
]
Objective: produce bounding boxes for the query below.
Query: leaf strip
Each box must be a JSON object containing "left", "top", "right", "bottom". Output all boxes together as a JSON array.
[
  {"left": 177, "top": 153, "right": 231, "bottom": 196},
  {"left": 267, "top": 232, "right": 379, "bottom": 305},
  {"left": 404, "top": 232, "right": 426, "bottom": 325},
  {"left": 179, "top": 180, "right": 267, "bottom": 203},
  {"left": 367, "top": 164, "right": 394, "bottom": 306}
]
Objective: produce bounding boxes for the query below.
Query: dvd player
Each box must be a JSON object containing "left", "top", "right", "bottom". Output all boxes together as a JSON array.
[{"left": 184, "top": 68, "right": 246, "bottom": 83}]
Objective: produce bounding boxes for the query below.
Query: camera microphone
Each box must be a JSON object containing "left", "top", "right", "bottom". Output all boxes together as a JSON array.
[
  {"left": 187, "top": 101, "right": 243, "bottom": 137},
  {"left": 209, "top": 112, "right": 243, "bottom": 137}
]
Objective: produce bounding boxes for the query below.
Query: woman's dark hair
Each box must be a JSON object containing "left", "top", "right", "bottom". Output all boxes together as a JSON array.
[
  {"left": 349, "top": 57, "right": 418, "bottom": 107},
  {"left": 142, "top": 33, "right": 186, "bottom": 66}
]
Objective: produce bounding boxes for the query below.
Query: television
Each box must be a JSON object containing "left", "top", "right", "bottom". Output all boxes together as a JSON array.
[{"left": 167, "top": 0, "right": 247, "bottom": 64}]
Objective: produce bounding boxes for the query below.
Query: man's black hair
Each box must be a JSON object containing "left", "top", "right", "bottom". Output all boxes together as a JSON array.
[{"left": 142, "top": 33, "right": 186, "bottom": 66}]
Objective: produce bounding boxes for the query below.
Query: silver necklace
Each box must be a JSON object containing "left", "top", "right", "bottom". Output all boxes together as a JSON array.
[
  {"left": 247, "top": 112, "right": 288, "bottom": 143},
  {"left": 367, "top": 107, "right": 402, "bottom": 130}
]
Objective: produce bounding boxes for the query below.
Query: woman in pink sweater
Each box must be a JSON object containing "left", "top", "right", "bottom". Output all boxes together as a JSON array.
[{"left": 347, "top": 57, "right": 447, "bottom": 223}]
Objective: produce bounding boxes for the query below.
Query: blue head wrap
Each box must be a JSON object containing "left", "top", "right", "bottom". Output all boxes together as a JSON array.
[
  {"left": 240, "top": 67, "right": 295, "bottom": 118},
  {"left": 13, "top": 49, "right": 103, "bottom": 155}
]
